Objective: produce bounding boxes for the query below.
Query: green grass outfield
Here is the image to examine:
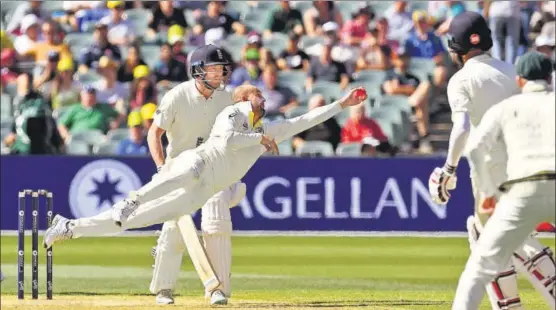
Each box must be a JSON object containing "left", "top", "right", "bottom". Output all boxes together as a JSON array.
[{"left": 0, "top": 235, "right": 554, "bottom": 309}]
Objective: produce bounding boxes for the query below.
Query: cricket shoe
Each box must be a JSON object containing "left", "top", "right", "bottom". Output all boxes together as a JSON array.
[
  {"left": 112, "top": 199, "right": 139, "bottom": 227},
  {"left": 155, "top": 289, "right": 174, "bottom": 305},
  {"left": 210, "top": 290, "right": 228, "bottom": 305},
  {"left": 43, "top": 215, "right": 73, "bottom": 248}
]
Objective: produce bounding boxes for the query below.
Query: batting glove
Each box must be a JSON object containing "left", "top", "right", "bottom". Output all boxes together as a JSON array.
[{"left": 428, "top": 164, "right": 457, "bottom": 205}]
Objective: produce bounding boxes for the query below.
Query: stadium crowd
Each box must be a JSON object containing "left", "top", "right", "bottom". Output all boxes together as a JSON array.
[{"left": 0, "top": 1, "right": 554, "bottom": 157}]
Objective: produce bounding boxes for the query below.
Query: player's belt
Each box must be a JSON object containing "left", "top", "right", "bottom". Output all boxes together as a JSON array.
[{"left": 498, "top": 171, "right": 556, "bottom": 193}]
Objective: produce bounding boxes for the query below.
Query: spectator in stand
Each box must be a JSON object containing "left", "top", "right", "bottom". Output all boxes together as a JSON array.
[
  {"left": 61, "top": 1, "right": 106, "bottom": 32},
  {"left": 117, "top": 43, "right": 146, "bottom": 83},
  {"left": 1, "top": 49, "right": 20, "bottom": 89},
  {"left": 230, "top": 48, "right": 263, "bottom": 87},
  {"left": 374, "top": 17, "right": 400, "bottom": 53},
  {"left": 430, "top": 1, "right": 466, "bottom": 36},
  {"left": 303, "top": 0, "right": 343, "bottom": 37},
  {"left": 341, "top": 103, "right": 388, "bottom": 144},
  {"left": 483, "top": 0, "right": 521, "bottom": 64},
  {"left": 357, "top": 28, "right": 392, "bottom": 71},
  {"left": 305, "top": 21, "right": 358, "bottom": 70},
  {"left": 57, "top": 86, "right": 124, "bottom": 143},
  {"left": 306, "top": 39, "right": 350, "bottom": 92},
  {"left": 381, "top": 52, "right": 433, "bottom": 153},
  {"left": 79, "top": 21, "right": 122, "bottom": 73},
  {"left": 50, "top": 58, "right": 82, "bottom": 111},
  {"left": 267, "top": 0, "right": 304, "bottom": 37},
  {"left": 100, "top": 1, "right": 137, "bottom": 46},
  {"left": 341, "top": 6, "right": 375, "bottom": 47},
  {"left": 146, "top": 0, "right": 188, "bottom": 41},
  {"left": 33, "top": 51, "right": 61, "bottom": 98},
  {"left": 534, "top": 34, "right": 556, "bottom": 90},
  {"left": 360, "top": 136, "right": 395, "bottom": 157},
  {"left": 167, "top": 25, "right": 189, "bottom": 66},
  {"left": 193, "top": 1, "right": 246, "bottom": 36},
  {"left": 277, "top": 32, "right": 310, "bottom": 71},
  {"left": 13, "top": 14, "right": 42, "bottom": 55},
  {"left": 116, "top": 111, "right": 149, "bottom": 156},
  {"left": 25, "top": 20, "right": 72, "bottom": 64},
  {"left": 241, "top": 32, "right": 265, "bottom": 63},
  {"left": 154, "top": 43, "right": 188, "bottom": 86},
  {"left": 5, "top": 0, "right": 48, "bottom": 35},
  {"left": 129, "top": 65, "right": 157, "bottom": 110},
  {"left": 404, "top": 10, "right": 448, "bottom": 88},
  {"left": 384, "top": 1, "right": 413, "bottom": 43},
  {"left": 3, "top": 73, "right": 63, "bottom": 155},
  {"left": 256, "top": 65, "right": 298, "bottom": 115},
  {"left": 92, "top": 56, "right": 128, "bottom": 107},
  {"left": 292, "top": 94, "right": 342, "bottom": 150}
]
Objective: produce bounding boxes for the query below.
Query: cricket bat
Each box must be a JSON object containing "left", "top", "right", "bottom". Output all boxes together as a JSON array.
[{"left": 177, "top": 214, "right": 221, "bottom": 292}]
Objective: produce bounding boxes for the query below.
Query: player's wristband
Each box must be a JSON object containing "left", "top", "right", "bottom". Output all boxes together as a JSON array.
[{"left": 443, "top": 163, "right": 456, "bottom": 175}]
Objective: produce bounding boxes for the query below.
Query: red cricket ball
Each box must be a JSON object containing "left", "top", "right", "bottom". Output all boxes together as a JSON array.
[{"left": 354, "top": 89, "right": 367, "bottom": 99}]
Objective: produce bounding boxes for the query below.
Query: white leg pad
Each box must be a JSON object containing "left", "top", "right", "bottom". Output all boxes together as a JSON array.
[
  {"left": 200, "top": 185, "right": 239, "bottom": 298},
  {"left": 513, "top": 237, "right": 556, "bottom": 308},
  {"left": 149, "top": 220, "right": 186, "bottom": 294},
  {"left": 467, "top": 215, "right": 524, "bottom": 310},
  {"left": 71, "top": 209, "right": 123, "bottom": 238}
]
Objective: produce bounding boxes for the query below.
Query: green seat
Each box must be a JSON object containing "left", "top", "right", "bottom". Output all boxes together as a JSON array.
[
  {"left": 77, "top": 72, "right": 103, "bottom": 84},
  {"left": 93, "top": 141, "right": 120, "bottom": 155},
  {"left": 71, "top": 129, "right": 106, "bottom": 146},
  {"left": 124, "top": 9, "right": 152, "bottom": 37},
  {"left": 221, "top": 35, "right": 247, "bottom": 63},
  {"left": 64, "top": 33, "right": 95, "bottom": 47},
  {"left": 278, "top": 70, "right": 308, "bottom": 97},
  {"left": 378, "top": 95, "right": 411, "bottom": 114},
  {"left": 409, "top": 58, "right": 435, "bottom": 82},
  {"left": 66, "top": 140, "right": 90, "bottom": 155},
  {"left": 285, "top": 106, "right": 308, "bottom": 118},
  {"left": 106, "top": 128, "right": 129, "bottom": 142},
  {"left": 1, "top": 127, "right": 10, "bottom": 140},
  {"left": 263, "top": 33, "right": 288, "bottom": 57},
  {"left": 353, "top": 70, "right": 388, "bottom": 83},
  {"left": 311, "top": 81, "right": 342, "bottom": 103},
  {"left": 242, "top": 9, "right": 272, "bottom": 33},
  {"left": 1, "top": 93, "right": 12, "bottom": 121},
  {"left": 295, "top": 141, "right": 335, "bottom": 157},
  {"left": 336, "top": 142, "right": 362, "bottom": 157},
  {"left": 226, "top": 2, "right": 250, "bottom": 18},
  {"left": 369, "top": 106, "right": 409, "bottom": 147},
  {"left": 334, "top": 108, "right": 350, "bottom": 126},
  {"left": 299, "top": 35, "right": 325, "bottom": 50},
  {"left": 140, "top": 45, "right": 161, "bottom": 69}
]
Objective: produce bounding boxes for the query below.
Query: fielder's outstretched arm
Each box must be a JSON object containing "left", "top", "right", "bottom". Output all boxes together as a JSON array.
[
  {"left": 266, "top": 101, "right": 344, "bottom": 143},
  {"left": 465, "top": 105, "right": 503, "bottom": 197}
]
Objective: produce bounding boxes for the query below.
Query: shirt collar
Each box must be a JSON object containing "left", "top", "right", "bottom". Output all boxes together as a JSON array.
[
  {"left": 187, "top": 80, "right": 208, "bottom": 99},
  {"left": 464, "top": 53, "right": 491, "bottom": 67},
  {"left": 236, "top": 101, "right": 263, "bottom": 129},
  {"left": 522, "top": 80, "right": 551, "bottom": 93}
]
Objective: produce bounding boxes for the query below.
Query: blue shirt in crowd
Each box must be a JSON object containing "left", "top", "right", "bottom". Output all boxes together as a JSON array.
[
  {"left": 403, "top": 31, "right": 445, "bottom": 59},
  {"left": 117, "top": 138, "right": 149, "bottom": 156}
]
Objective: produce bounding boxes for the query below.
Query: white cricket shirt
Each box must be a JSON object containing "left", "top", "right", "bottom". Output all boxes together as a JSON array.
[
  {"left": 466, "top": 81, "right": 555, "bottom": 195},
  {"left": 153, "top": 80, "right": 233, "bottom": 160}
]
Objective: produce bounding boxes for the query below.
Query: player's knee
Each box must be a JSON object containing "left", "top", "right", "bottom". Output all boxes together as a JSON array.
[
  {"left": 201, "top": 219, "right": 232, "bottom": 236},
  {"left": 157, "top": 221, "right": 186, "bottom": 252}
]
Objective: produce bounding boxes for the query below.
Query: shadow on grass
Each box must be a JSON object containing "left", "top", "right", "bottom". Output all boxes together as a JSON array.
[{"left": 229, "top": 300, "right": 449, "bottom": 308}]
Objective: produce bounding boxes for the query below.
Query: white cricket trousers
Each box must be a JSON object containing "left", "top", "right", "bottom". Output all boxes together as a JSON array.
[{"left": 452, "top": 180, "right": 556, "bottom": 310}]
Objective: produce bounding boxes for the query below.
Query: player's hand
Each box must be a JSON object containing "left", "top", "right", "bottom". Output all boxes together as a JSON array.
[
  {"left": 260, "top": 135, "right": 279, "bottom": 155},
  {"left": 340, "top": 87, "right": 368, "bottom": 108},
  {"left": 428, "top": 167, "right": 457, "bottom": 205}
]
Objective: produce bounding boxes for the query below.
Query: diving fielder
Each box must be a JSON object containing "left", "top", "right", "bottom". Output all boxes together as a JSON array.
[
  {"left": 147, "top": 44, "right": 243, "bottom": 305},
  {"left": 428, "top": 12, "right": 555, "bottom": 309},
  {"left": 452, "top": 52, "right": 555, "bottom": 310}
]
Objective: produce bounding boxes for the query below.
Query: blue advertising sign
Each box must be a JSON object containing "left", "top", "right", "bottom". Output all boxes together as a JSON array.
[{"left": 0, "top": 156, "right": 473, "bottom": 232}]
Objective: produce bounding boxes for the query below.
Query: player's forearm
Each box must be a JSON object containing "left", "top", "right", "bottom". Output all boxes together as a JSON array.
[
  {"left": 274, "top": 102, "right": 343, "bottom": 143},
  {"left": 445, "top": 112, "right": 470, "bottom": 170},
  {"left": 147, "top": 128, "right": 166, "bottom": 168}
]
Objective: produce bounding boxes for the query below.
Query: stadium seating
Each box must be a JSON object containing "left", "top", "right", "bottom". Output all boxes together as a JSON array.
[
  {"left": 295, "top": 141, "right": 335, "bottom": 157},
  {"left": 310, "top": 81, "right": 343, "bottom": 103},
  {"left": 106, "top": 128, "right": 129, "bottom": 142},
  {"left": 123, "top": 9, "right": 151, "bottom": 37},
  {"left": 1, "top": 93, "right": 12, "bottom": 121},
  {"left": 263, "top": 33, "right": 288, "bottom": 57},
  {"left": 285, "top": 106, "right": 308, "bottom": 118},
  {"left": 140, "top": 45, "right": 162, "bottom": 69},
  {"left": 66, "top": 140, "right": 91, "bottom": 155},
  {"left": 93, "top": 141, "right": 120, "bottom": 155},
  {"left": 71, "top": 129, "right": 106, "bottom": 146},
  {"left": 336, "top": 142, "right": 362, "bottom": 157}
]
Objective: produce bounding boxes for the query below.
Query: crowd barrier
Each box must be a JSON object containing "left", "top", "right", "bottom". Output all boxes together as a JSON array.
[{"left": 0, "top": 155, "right": 473, "bottom": 232}]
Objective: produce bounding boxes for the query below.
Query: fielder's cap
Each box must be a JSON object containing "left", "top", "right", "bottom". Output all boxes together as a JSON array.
[
  {"left": 190, "top": 44, "right": 231, "bottom": 67},
  {"left": 322, "top": 21, "right": 339, "bottom": 33},
  {"left": 107, "top": 0, "right": 124, "bottom": 9},
  {"left": 140, "top": 102, "right": 157, "bottom": 120},
  {"left": 21, "top": 14, "right": 40, "bottom": 33},
  {"left": 448, "top": 11, "right": 492, "bottom": 54},
  {"left": 168, "top": 24, "right": 185, "bottom": 45},
  {"left": 127, "top": 111, "right": 142, "bottom": 127},
  {"left": 133, "top": 65, "right": 150, "bottom": 79},
  {"left": 516, "top": 51, "right": 554, "bottom": 81},
  {"left": 57, "top": 58, "right": 74, "bottom": 72},
  {"left": 535, "top": 35, "right": 555, "bottom": 48},
  {"left": 83, "top": 85, "right": 97, "bottom": 93}
]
